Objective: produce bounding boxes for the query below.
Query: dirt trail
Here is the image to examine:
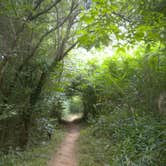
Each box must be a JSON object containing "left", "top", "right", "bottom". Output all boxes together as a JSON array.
[{"left": 48, "top": 123, "right": 80, "bottom": 166}]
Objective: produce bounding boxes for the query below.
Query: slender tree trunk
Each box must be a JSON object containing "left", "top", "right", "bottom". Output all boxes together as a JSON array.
[{"left": 19, "top": 111, "right": 31, "bottom": 148}]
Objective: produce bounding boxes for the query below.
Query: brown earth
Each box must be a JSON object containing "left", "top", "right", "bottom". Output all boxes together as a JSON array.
[{"left": 48, "top": 123, "right": 80, "bottom": 166}]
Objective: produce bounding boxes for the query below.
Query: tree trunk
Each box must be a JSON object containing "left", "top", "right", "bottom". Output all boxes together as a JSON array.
[{"left": 19, "top": 107, "right": 31, "bottom": 148}]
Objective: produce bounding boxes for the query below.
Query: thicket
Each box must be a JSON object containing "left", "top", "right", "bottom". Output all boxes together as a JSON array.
[
  {"left": 0, "top": 0, "right": 166, "bottom": 165},
  {"left": 77, "top": 46, "right": 166, "bottom": 165},
  {"left": 75, "top": 0, "right": 166, "bottom": 165}
]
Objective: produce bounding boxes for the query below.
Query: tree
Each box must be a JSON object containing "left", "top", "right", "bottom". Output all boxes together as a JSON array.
[
  {"left": 0, "top": 0, "right": 81, "bottom": 148},
  {"left": 78, "top": 0, "right": 166, "bottom": 48}
]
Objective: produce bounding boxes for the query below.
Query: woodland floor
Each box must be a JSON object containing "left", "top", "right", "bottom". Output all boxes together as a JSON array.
[{"left": 48, "top": 119, "right": 80, "bottom": 166}]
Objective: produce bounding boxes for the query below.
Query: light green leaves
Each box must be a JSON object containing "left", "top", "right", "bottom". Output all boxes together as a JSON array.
[{"left": 78, "top": 0, "right": 166, "bottom": 48}]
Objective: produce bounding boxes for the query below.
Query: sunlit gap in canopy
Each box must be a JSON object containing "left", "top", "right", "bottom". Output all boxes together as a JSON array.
[
  {"left": 66, "top": 42, "right": 142, "bottom": 66},
  {"left": 67, "top": 45, "right": 115, "bottom": 65}
]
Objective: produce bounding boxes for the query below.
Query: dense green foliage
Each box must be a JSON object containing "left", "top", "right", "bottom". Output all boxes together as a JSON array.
[
  {"left": 77, "top": 46, "right": 166, "bottom": 166},
  {"left": 0, "top": 1, "right": 82, "bottom": 165},
  {"left": 79, "top": 111, "right": 165, "bottom": 166},
  {"left": 0, "top": 0, "right": 166, "bottom": 165},
  {"left": 68, "top": 96, "right": 83, "bottom": 114},
  {"left": 78, "top": 0, "right": 166, "bottom": 48},
  {"left": 0, "top": 0, "right": 81, "bottom": 151}
]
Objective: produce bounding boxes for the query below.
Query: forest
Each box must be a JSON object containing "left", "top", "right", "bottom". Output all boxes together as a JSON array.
[{"left": 0, "top": 0, "right": 166, "bottom": 165}]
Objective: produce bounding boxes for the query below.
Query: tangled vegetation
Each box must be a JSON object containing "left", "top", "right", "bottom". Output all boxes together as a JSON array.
[
  {"left": 76, "top": 47, "right": 166, "bottom": 166},
  {"left": 0, "top": 0, "right": 166, "bottom": 165}
]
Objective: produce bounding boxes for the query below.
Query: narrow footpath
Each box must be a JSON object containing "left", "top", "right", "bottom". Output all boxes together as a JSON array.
[{"left": 48, "top": 123, "right": 80, "bottom": 166}]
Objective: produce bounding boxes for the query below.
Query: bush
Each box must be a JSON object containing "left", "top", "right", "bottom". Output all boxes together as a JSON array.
[{"left": 79, "top": 108, "right": 166, "bottom": 166}]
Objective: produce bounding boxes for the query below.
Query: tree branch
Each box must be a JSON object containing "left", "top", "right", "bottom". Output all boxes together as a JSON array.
[
  {"left": 28, "top": 0, "right": 62, "bottom": 21},
  {"left": 18, "top": 10, "right": 75, "bottom": 71},
  {"left": 63, "top": 41, "right": 78, "bottom": 58}
]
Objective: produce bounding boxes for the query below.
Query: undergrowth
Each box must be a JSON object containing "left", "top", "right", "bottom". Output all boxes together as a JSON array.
[
  {"left": 0, "top": 128, "right": 65, "bottom": 166},
  {"left": 78, "top": 108, "right": 166, "bottom": 166}
]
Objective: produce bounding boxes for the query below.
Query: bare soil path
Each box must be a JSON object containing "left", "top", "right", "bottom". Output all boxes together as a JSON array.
[{"left": 48, "top": 123, "right": 80, "bottom": 166}]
